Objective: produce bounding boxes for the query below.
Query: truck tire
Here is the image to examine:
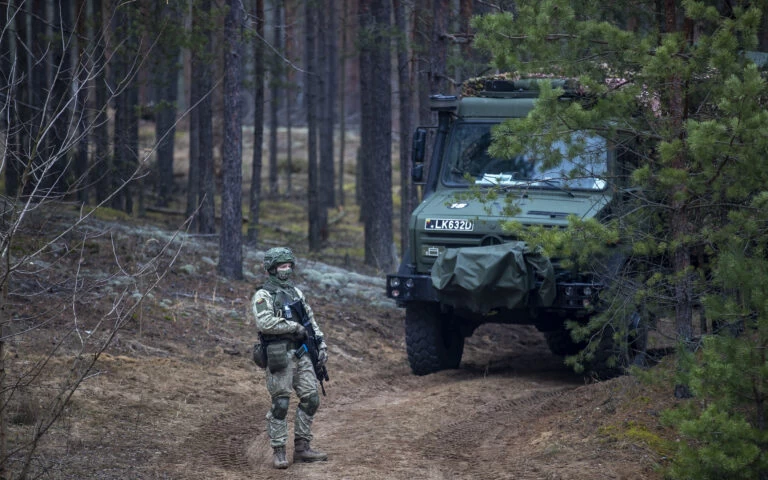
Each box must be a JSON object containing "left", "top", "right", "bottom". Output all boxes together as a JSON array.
[
  {"left": 405, "top": 302, "right": 464, "bottom": 375},
  {"left": 589, "top": 310, "right": 649, "bottom": 378},
  {"left": 543, "top": 328, "right": 583, "bottom": 357},
  {"left": 544, "top": 312, "right": 649, "bottom": 378},
  {"left": 587, "top": 255, "right": 650, "bottom": 377}
]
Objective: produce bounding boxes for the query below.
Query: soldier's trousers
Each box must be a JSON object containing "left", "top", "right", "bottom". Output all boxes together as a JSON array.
[{"left": 265, "top": 348, "right": 319, "bottom": 447}]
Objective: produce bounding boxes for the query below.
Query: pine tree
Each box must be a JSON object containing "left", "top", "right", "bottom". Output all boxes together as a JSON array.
[
  {"left": 218, "top": 0, "right": 245, "bottom": 279},
  {"left": 472, "top": 1, "right": 768, "bottom": 476}
]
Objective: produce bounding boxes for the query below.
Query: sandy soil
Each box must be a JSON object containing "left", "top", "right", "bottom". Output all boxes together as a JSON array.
[{"left": 19, "top": 295, "right": 667, "bottom": 479}]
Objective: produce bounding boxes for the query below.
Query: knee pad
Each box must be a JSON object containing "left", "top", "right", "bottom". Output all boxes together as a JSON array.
[
  {"left": 271, "top": 396, "right": 290, "bottom": 420},
  {"left": 298, "top": 392, "right": 320, "bottom": 416}
]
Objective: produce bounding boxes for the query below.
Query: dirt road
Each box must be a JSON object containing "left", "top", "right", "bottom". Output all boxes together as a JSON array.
[
  {"left": 51, "top": 291, "right": 660, "bottom": 480},
  {"left": 10, "top": 213, "right": 662, "bottom": 479}
]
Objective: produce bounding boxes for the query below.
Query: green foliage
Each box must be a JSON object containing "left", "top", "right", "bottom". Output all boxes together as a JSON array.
[
  {"left": 503, "top": 216, "right": 619, "bottom": 270},
  {"left": 471, "top": 2, "right": 768, "bottom": 475},
  {"left": 660, "top": 192, "right": 768, "bottom": 479},
  {"left": 663, "top": 403, "right": 768, "bottom": 479},
  {"left": 599, "top": 421, "right": 677, "bottom": 457},
  {"left": 186, "top": 0, "right": 227, "bottom": 62}
]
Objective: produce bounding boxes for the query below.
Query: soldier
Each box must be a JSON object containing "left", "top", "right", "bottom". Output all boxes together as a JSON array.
[{"left": 251, "top": 247, "right": 329, "bottom": 469}]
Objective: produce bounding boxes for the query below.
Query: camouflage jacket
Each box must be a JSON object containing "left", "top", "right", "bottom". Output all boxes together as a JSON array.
[{"left": 251, "top": 282, "right": 324, "bottom": 340}]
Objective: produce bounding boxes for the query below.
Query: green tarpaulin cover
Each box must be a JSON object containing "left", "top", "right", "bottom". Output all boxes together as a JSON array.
[{"left": 430, "top": 242, "right": 555, "bottom": 314}]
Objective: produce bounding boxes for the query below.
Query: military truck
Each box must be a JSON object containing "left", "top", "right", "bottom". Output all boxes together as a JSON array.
[{"left": 386, "top": 77, "right": 644, "bottom": 376}]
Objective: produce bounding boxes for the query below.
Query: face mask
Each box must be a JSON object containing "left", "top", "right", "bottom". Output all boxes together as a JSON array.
[{"left": 276, "top": 266, "right": 293, "bottom": 281}]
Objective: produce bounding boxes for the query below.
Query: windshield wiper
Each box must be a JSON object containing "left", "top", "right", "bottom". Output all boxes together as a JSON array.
[
  {"left": 473, "top": 174, "right": 576, "bottom": 197},
  {"left": 530, "top": 178, "right": 575, "bottom": 197}
]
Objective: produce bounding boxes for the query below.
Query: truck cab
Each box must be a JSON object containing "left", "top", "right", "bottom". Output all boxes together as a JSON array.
[{"left": 386, "top": 78, "right": 632, "bottom": 376}]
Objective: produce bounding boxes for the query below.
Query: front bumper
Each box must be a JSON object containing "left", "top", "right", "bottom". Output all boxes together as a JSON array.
[
  {"left": 386, "top": 272, "right": 600, "bottom": 310},
  {"left": 385, "top": 274, "right": 439, "bottom": 303}
]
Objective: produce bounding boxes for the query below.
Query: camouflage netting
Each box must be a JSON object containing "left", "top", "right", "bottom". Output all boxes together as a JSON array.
[
  {"left": 460, "top": 72, "right": 582, "bottom": 97},
  {"left": 430, "top": 242, "right": 555, "bottom": 314},
  {"left": 461, "top": 72, "right": 520, "bottom": 96}
]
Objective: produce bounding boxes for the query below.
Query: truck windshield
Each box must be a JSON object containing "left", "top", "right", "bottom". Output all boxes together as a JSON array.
[{"left": 442, "top": 122, "right": 608, "bottom": 191}]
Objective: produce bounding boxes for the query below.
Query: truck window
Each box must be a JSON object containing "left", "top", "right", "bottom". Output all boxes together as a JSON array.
[{"left": 442, "top": 122, "right": 608, "bottom": 191}]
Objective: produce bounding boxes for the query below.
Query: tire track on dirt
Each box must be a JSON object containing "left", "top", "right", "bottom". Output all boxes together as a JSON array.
[
  {"left": 168, "top": 403, "right": 268, "bottom": 479},
  {"left": 165, "top": 368, "right": 427, "bottom": 479},
  {"left": 416, "top": 387, "right": 579, "bottom": 479},
  {"left": 163, "top": 370, "right": 587, "bottom": 479}
]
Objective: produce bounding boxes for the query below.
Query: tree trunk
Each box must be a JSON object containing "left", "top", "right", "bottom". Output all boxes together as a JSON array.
[
  {"left": 663, "top": 0, "right": 694, "bottom": 398},
  {"left": 93, "top": 0, "right": 109, "bottom": 204},
  {"left": 111, "top": 0, "right": 138, "bottom": 213},
  {"left": 0, "top": 266, "right": 7, "bottom": 479},
  {"left": 415, "top": 0, "right": 433, "bottom": 126},
  {"left": 27, "top": 0, "right": 48, "bottom": 199},
  {"left": 268, "top": 0, "right": 281, "bottom": 197},
  {"left": 197, "top": 0, "right": 216, "bottom": 234},
  {"left": 6, "top": 0, "right": 27, "bottom": 198},
  {"left": 286, "top": 86, "right": 293, "bottom": 193},
  {"left": 126, "top": 66, "right": 138, "bottom": 214},
  {"left": 75, "top": 0, "right": 89, "bottom": 205},
  {"left": 153, "top": 2, "right": 181, "bottom": 208},
  {"left": 319, "top": 0, "right": 337, "bottom": 213},
  {"left": 394, "top": 0, "right": 414, "bottom": 256},
  {"left": 306, "top": 0, "right": 321, "bottom": 250},
  {"left": 457, "top": 0, "right": 473, "bottom": 82},
  {"left": 314, "top": 0, "right": 330, "bottom": 241},
  {"left": 49, "top": 0, "right": 73, "bottom": 198},
  {"left": 218, "top": 0, "right": 244, "bottom": 280},
  {"left": 664, "top": 0, "right": 693, "bottom": 341},
  {"left": 186, "top": 62, "right": 200, "bottom": 222},
  {"left": 337, "top": 0, "right": 348, "bottom": 207},
  {"left": 360, "top": 0, "right": 395, "bottom": 271},
  {"left": 358, "top": 2, "right": 371, "bottom": 224},
  {"left": 153, "top": 71, "right": 179, "bottom": 208},
  {"left": 429, "top": 0, "right": 448, "bottom": 95},
  {"left": 248, "top": 0, "right": 265, "bottom": 245},
  {"left": 284, "top": 2, "right": 293, "bottom": 194}
]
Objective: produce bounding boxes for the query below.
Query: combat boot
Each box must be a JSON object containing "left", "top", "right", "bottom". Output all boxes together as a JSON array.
[
  {"left": 272, "top": 446, "right": 289, "bottom": 469},
  {"left": 294, "top": 438, "right": 328, "bottom": 462}
]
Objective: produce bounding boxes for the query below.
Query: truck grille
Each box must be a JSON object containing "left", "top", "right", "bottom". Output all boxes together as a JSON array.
[{"left": 423, "top": 232, "right": 515, "bottom": 247}]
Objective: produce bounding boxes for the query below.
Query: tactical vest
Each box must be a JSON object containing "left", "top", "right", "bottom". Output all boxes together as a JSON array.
[
  {"left": 259, "top": 282, "right": 302, "bottom": 344},
  {"left": 261, "top": 282, "right": 301, "bottom": 313}
]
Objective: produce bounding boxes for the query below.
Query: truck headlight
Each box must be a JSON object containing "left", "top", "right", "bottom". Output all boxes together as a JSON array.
[
  {"left": 390, "top": 277, "right": 401, "bottom": 288},
  {"left": 405, "top": 278, "right": 414, "bottom": 289}
]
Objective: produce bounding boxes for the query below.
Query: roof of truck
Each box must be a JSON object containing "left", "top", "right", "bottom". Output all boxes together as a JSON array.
[
  {"left": 429, "top": 74, "right": 581, "bottom": 118},
  {"left": 457, "top": 96, "right": 536, "bottom": 119}
]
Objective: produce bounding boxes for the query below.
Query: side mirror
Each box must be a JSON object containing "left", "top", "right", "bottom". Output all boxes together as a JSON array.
[
  {"left": 412, "top": 128, "right": 426, "bottom": 164},
  {"left": 412, "top": 128, "right": 427, "bottom": 183},
  {"left": 412, "top": 163, "right": 424, "bottom": 183}
]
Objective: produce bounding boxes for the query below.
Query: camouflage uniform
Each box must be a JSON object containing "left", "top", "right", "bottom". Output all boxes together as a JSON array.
[{"left": 252, "top": 247, "right": 328, "bottom": 467}]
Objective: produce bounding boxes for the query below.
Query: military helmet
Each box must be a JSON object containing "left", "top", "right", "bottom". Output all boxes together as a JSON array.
[{"left": 263, "top": 247, "right": 295, "bottom": 272}]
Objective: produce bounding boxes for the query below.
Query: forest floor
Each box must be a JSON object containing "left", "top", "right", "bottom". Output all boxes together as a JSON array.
[{"left": 5, "top": 199, "right": 686, "bottom": 480}]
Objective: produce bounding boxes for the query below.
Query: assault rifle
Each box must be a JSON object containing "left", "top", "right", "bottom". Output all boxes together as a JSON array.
[{"left": 283, "top": 300, "right": 330, "bottom": 396}]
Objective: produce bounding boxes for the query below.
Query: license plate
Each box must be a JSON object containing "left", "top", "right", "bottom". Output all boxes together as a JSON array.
[{"left": 425, "top": 218, "right": 474, "bottom": 231}]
